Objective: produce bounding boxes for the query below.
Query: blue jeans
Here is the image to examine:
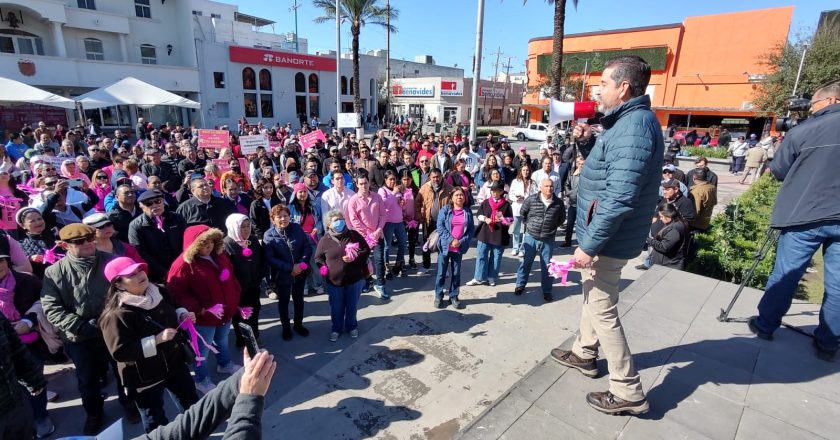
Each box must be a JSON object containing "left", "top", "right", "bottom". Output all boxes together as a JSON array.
[
  {"left": 515, "top": 233, "right": 555, "bottom": 294},
  {"left": 194, "top": 323, "right": 233, "bottom": 382},
  {"left": 512, "top": 216, "right": 524, "bottom": 252},
  {"left": 64, "top": 337, "right": 129, "bottom": 416},
  {"left": 756, "top": 223, "right": 840, "bottom": 351},
  {"left": 474, "top": 240, "right": 503, "bottom": 281},
  {"left": 327, "top": 279, "right": 365, "bottom": 333},
  {"left": 436, "top": 251, "right": 463, "bottom": 300},
  {"left": 368, "top": 238, "right": 386, "bottom": 286},
  {"left": 383, "top": 222, "right": 408, "bottom": 265}
]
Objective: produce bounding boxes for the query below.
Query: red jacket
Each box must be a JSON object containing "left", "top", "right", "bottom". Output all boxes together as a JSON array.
[{"left": 166, "top": 225, "right": 241, "bottom": 326}]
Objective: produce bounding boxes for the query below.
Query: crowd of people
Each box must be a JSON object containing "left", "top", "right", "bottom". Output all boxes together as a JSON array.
[{"left": 0, "top": 55, "right": 756, "bottom": 437}]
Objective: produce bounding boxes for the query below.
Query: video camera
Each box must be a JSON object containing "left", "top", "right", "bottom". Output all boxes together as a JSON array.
[{"left": 775, "top": 96, "right": 811, "bottom": 132}]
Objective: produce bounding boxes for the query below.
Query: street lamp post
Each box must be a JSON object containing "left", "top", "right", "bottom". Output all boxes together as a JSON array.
[
  {"left": 788, "top": 42, "right": 810, "bottom": 117},
  {"left": 469, "top": 0, "right": 485, "bottom": 143}
]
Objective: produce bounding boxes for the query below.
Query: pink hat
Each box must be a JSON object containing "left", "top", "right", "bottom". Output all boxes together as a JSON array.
[
  {"left": 104, "top": 257, "right": 147, "bottom": 282},
  {"left": 293, "top": 183, "right": 307, "bottom": 193}
]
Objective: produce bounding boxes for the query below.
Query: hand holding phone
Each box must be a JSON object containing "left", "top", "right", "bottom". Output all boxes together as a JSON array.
[{"left": 237, "top": 322, "right": 260, "bottom": 357}]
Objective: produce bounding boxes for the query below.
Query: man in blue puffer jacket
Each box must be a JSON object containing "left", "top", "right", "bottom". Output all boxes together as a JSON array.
[{"left": 550, "top": 56, "right": 664, "bottom": 415}]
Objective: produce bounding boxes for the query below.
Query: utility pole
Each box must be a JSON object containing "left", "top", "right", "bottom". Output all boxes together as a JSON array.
[
  {"left": 468, "top": 0, "right": 485, "bottom": 143},
  {"left": 385, "top": 0, "right": 391, "bottom": 127},
  {"left": 335, "top": 0, "right": 341, "bottom": 128},
  {"left": 289, "top": 0, "right": 300, "bottom": 52},
  {"left": 499, "top": 56, "right": 512, "bottom": 125},
  {"left": 487, "top": 47, "right": 502, "bottom": 125}
]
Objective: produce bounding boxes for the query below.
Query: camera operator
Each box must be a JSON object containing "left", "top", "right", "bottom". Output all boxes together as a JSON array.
[{"left": 749, "top": 79, "right": 840, "bottom": 361}]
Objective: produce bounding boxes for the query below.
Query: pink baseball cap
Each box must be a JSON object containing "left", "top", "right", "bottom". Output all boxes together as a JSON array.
[
  {"left": 104, "top": 257, "right": 147, "bottom": 282},
  {"left": 293, "top": 182, "right": 307, "bottom": 193}
]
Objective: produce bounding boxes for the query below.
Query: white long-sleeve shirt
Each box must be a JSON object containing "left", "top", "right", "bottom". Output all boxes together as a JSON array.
[{"left": 508, "top": 178, "right": 538, "bottom": 216}]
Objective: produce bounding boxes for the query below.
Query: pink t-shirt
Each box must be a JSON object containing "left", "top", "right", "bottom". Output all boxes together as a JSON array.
[
  {"left": 449, "top": 208, "right": 465, "bottom": 252},
  {"left": 378, "top": 187, "right": 404, "bottom": 224}
]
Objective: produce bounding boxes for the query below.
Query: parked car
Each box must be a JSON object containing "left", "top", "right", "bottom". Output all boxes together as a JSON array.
[{"left": 512, "top": 123, "right": 549, "bottom": 141}]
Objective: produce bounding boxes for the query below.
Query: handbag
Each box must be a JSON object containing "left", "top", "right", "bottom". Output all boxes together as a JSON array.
[
  {"left": 422, "top": 229, "right": 441, "bottom": 253},
  {"left": 142, "top": 315, "right": 196, "bottom": 365}
]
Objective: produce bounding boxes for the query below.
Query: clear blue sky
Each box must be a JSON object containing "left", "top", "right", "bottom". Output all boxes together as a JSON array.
[{"left": 227, "top": 0, "right": 835, "bottom": 78}]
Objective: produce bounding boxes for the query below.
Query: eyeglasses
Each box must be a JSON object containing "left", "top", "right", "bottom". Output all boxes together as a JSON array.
[
  {"left": 43, "top": 167, "right": 56, "bottom": 172},
  {"left": 96, "top": 175, "right": 108, "bottom": 180},
  {"left": 44, "top": 180, "right": 57, "bottom": 186},
  {"left": 810, "top": 97, "right": 833, "bottom": 106},
  {"left": 64, "top": 235, "right": 95, "bottom": 245},
  {"left": 141, "top": 198, "right": 164, "bottom": 207}
]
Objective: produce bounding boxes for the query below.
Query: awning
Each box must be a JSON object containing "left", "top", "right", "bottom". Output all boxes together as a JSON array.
[
  {"left": 75, "top": 77, "right": 200, "bottom": 110},
  {"left": 0, "top": 77, "right": 76, "bottom": 109}
]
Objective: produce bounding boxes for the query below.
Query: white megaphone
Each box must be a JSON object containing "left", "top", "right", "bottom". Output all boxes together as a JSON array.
[{"left": 549, "top": 100, "right": 597, "bottom": 126}]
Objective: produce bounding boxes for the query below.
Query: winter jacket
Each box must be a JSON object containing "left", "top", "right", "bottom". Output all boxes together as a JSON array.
[
  {"left": 249, "top": 195, "right": 281, "bottom": 239},
  {"left": 689, "top": 182, "right": 717, "bottom": 231},
  {"left": 223, "top": 237, "right": 264, "bottom": 290},
  {"left": 745, "top": 146, "right": 767, "bottom": 168},
  {"left": 41, "top": 251, "right": 115, "bottom": 342},
  {"left": 263, "top": 223, "right": 313, "bottom": 287},
  {"left": 436, "top": 205, "right": 475, "bottom": 254},
  {"left": 167, "top": 226, "right": 242, "bottom": 327},
  {"left": 135, "top": 368, "right": 263, "bottom": 440},
  {"left": 414, "top": 182, "right": 453, "bottom": 226},
  {"left": 175, "top": 195, "right": 236, "bottom": 233},
  {"left": 107, "top": 204, "right": 141, "bottom": 242},
  {"left": 575, "top": 95, "right": 664, "bottom": 259},
  {"left": 475, "top": 198, "right": 513, "bottom": 246},
  {"left": 769, "top": 103, "right": 840, "bottom": 228},
  {"left": 100, "top": 287, "right": 190, "bottom": 389},
  {"left": 520, "top": 193, "right": 565, "bottom": 241},
  {"left": 128, "top": 210, "right": 187, "bottom": 283},
  {"left": 649, "top": 220, "right": 688, "bottom": 269},
  {"left": 0, "top": 313, "right": 45, "bottom": 414},
  {"left": 314, "top": 230, "right": 372, "bottom": 287}
]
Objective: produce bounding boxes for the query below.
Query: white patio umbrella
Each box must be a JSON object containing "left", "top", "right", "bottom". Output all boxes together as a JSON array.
[
  {"left": 75, "top": 76, "right": 200, "bottom": 109},
  {"left": 0, "top": 76, "right": 76, "bottom": 109}
]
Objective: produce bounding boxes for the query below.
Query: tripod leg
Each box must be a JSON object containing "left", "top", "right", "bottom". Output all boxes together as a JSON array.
[{"left": 718, "top": 229, "right": 780, "bottom": 322}]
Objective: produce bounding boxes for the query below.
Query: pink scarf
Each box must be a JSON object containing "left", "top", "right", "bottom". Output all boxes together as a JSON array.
[
  {"left": 487, "top": 197, "right": 506, "bottom": 231},
  {"left": 155, "top": 216, "right": 165, "bottom": 232},
  {"left": 0, "top": 272, "right": 19, "bottom": 322}
]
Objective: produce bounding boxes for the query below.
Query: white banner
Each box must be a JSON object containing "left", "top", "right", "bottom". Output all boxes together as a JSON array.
[
  {"left": 479, "top": 87, "right": 506, "bottom": 99},
  {"left": 239, "top": 134, "right": 269, "bottom": 155},
  {"left": 392, "top": 84, "right": 435, "bottom": 97},
  {"left": 338, "top": 112, "right": 360, "bottom": 128}
]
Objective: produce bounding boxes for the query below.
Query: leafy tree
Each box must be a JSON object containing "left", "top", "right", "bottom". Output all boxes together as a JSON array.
[
  {"left": 753, "top": 28, "right": 840, "bottom": 115},
  {"left": 314, "top": 0, "right": 398, "bottom": 119}
]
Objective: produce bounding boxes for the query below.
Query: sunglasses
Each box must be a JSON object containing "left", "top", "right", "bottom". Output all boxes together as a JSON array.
[
  {"left": 141, "top": 198, "right": 164, "bottom": 207},
  {"left": 43, "top": 167, "right": 56, "bottom": 172},
  {"left": 65, "top": 235, "right": 95, "bottom": 245},
  {"left": 96, "top": 175, "right": 108, "bottom": 180}
]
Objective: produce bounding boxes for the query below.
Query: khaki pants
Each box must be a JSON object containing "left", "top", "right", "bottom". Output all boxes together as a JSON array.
[{"left": 571, "top": 255, "right": 645, "bottom": 402}]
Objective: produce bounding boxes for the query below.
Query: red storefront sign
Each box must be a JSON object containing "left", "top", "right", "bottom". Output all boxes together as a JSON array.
[
  {"left": 229, "top": 46, "right": 337, "bottom": 72},
  {"left": 441, "top": 81, "right": 457, "bottom": 91},
  {"left": 0, "top": 104, "right": 68, "bottom": 128}
]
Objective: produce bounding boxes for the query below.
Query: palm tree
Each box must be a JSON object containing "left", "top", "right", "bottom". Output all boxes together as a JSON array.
[
  {"left": 524, "top": 0, "right": 579, "bottom": 100},
  {"left": 313, "top": 0, "right": 398, "bottom": 118}
]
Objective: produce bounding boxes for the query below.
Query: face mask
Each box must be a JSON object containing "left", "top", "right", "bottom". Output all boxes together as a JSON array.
[{"left": 332, "top": 219, "right": 346, "bottom": 233}]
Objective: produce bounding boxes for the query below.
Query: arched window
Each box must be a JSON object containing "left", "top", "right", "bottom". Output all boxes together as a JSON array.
[
  {"left": 308, "top": 74, "right": 319, "bottom": 94},
  {"left": 242, "top": 67, "right": 256, "bottom": 90},
  {"left": 259, "top": 69, "right": 272, "bottom": 91},
  {"left": 83, "top": 38, "right": 104, "bottom": 60},
  {"left": 295, "top": 72, "right": 306, "bottom": 93},
  {"left": 0, "top": 30, "right": 45, "bottom": 56},
  {"left": 140, "top": 44, "right": 156, "bottom": 64},
  {"left": 341, "top": 76, "right": 348, "bottom": 95}
]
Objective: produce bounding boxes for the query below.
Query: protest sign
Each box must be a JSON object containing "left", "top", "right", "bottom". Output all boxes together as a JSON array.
[
  {"left": 239, "top": 134, "right": 269, "bottom": 155},
  {"left": 299, "top": 130, "right": 327, "bottom": 150},
  {"left": 198, "top": 129, "right": 229, "bottom": 149}
]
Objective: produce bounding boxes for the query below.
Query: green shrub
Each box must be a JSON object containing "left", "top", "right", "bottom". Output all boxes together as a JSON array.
[
  {"left": 687, "top": 174, "right": 781, "bottom": 289},
  {"left": 684, "top": 146, "right": 729, "bottom": 159},
  {"left": 476, "top": 129, "right": 501, "bottom": 137}
]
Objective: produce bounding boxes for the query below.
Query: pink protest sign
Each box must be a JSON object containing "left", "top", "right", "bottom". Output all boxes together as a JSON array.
[
  {"left": 268, "top": 141, "right": 282, "bottom": 152},
  {"left": 214, "top": 158, "right": 251, "bottom": 182},
  {"left": 299, "top": 130, "right": 327, "bottom": 149},
  {"left": 198, "top": 129, "right": 230, "bottom": 149}
]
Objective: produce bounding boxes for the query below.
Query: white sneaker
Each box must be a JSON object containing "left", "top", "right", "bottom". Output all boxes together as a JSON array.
[
  {"left": 509, "top": 250, "right": 518, "bottom": 256},
  {"left": 330, "top": 332, "right": 339, "bottom": 342},
  {"left": 488, "top": 279, "right": 497, "bottom": 287},
  {"left": 350, "top": 329, "right": 359, "bottom": 338},
  {"left": 216, "top": 362, "right": 242, "bottom": 375},
  {"left": 194, "top": 378, "right": 216, "bottom": 395},
  {"left": 465, "top": 279, "right": 485, "bottom": 286}
]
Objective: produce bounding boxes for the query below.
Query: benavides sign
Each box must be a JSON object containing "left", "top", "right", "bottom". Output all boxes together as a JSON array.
[{"left": 229, "top": 46, "right": 336, "bottom": 71}]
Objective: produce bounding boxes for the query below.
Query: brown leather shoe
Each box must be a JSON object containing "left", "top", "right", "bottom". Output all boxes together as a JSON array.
[
  {"left": 550, "top": 348, "right": 597, "bottom": 377},
  {"left": 586, "top": 390, "right": 649, "bottom": 415}
]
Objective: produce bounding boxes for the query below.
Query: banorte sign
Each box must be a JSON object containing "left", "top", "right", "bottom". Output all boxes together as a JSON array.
[{"left": 229, "top": 46, "right": 336, "bottom": 71}]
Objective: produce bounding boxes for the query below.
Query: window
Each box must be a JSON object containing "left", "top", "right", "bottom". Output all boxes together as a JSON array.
[
  {"left": 77, "top": 0, "right": 96, "bottom": 10},
  {"left": 370, "top": 78, "right": 375, "bottom": 97},
  {"left": 308, "top": 96, "right": 319, "bottom": 118},
  {"left": 140, "top": 44, "right": 157, "bottom": 64},
  {"left": 258, "top": 69, "right": 272, "bottom": 91},
  {"left": 296, "top": 96, "right": 307, "bottom": 120},
  {"left": 135, "top": 0, "right": 151, "bottom": 19},
  {"left": 308, "top": 74, "right": 319, "bottom": 93},
  {"left": 213, "top": 72, "right": 225, "bottom": 88},
  {"left": 243, "top": 93, "right": 257, "bottom": 118},
  {"left": 242, "top": 68, "right": 256, "bottom": 90},
  {"left": 341, "top": 76, "right": 347, "bottom": 95},
  {"left": 349, "top": 79, "right": 354, "bottom": 96},
  {"left": 211, "top": 13, "right": 222, "bottom": 19},
  {"left": 294, "top": 73, "right": 305, "bottom": 93},
  {"left": 84, "top": 38, "right": 104, "bottom": 61},
  {"left": 0, "top": 30, "right": 45, "bottom": 55},
  {"left": 260, "top": 95, "right": 274, "bottom": 118},
  {"left": 192, "top": 10, "right": 203, "bottom": 16},
  {"left": 86, "top": 105, "right": 131, "bottom": 127}
]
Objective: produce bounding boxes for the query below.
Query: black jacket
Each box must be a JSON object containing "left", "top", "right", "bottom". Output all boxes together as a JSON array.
[
  {"left": 475, "top": 198, "right": 513, "bottom": 246},
  {"left": 770, "top": 103, "right": 840, "bottom": 228},
  {"left": 520, "top": 193, "right": 565, "bottom": 241},
  {"left": 128, "top": 210, "right": 187, "bottom": 283},
  {"left": 249, "top": 196, "right": 280, "bottom": 239},
  {"left": 107, "top": 204, "right": 141, "bottom": 242},
  {"left": 176, "top": 196, "right": 236, "bottom": 233},
  {"left": 141, "top": 161, "right": 178, "bottom": 193},
  {"left": 651, "top": 193, "right": 696, "bottom": 237},
  {"left": 649, "top": 220, "right": 688, "bottom": 269},
  {"left": 223, "top": 237, "right": 264, "bottom": 290}
]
